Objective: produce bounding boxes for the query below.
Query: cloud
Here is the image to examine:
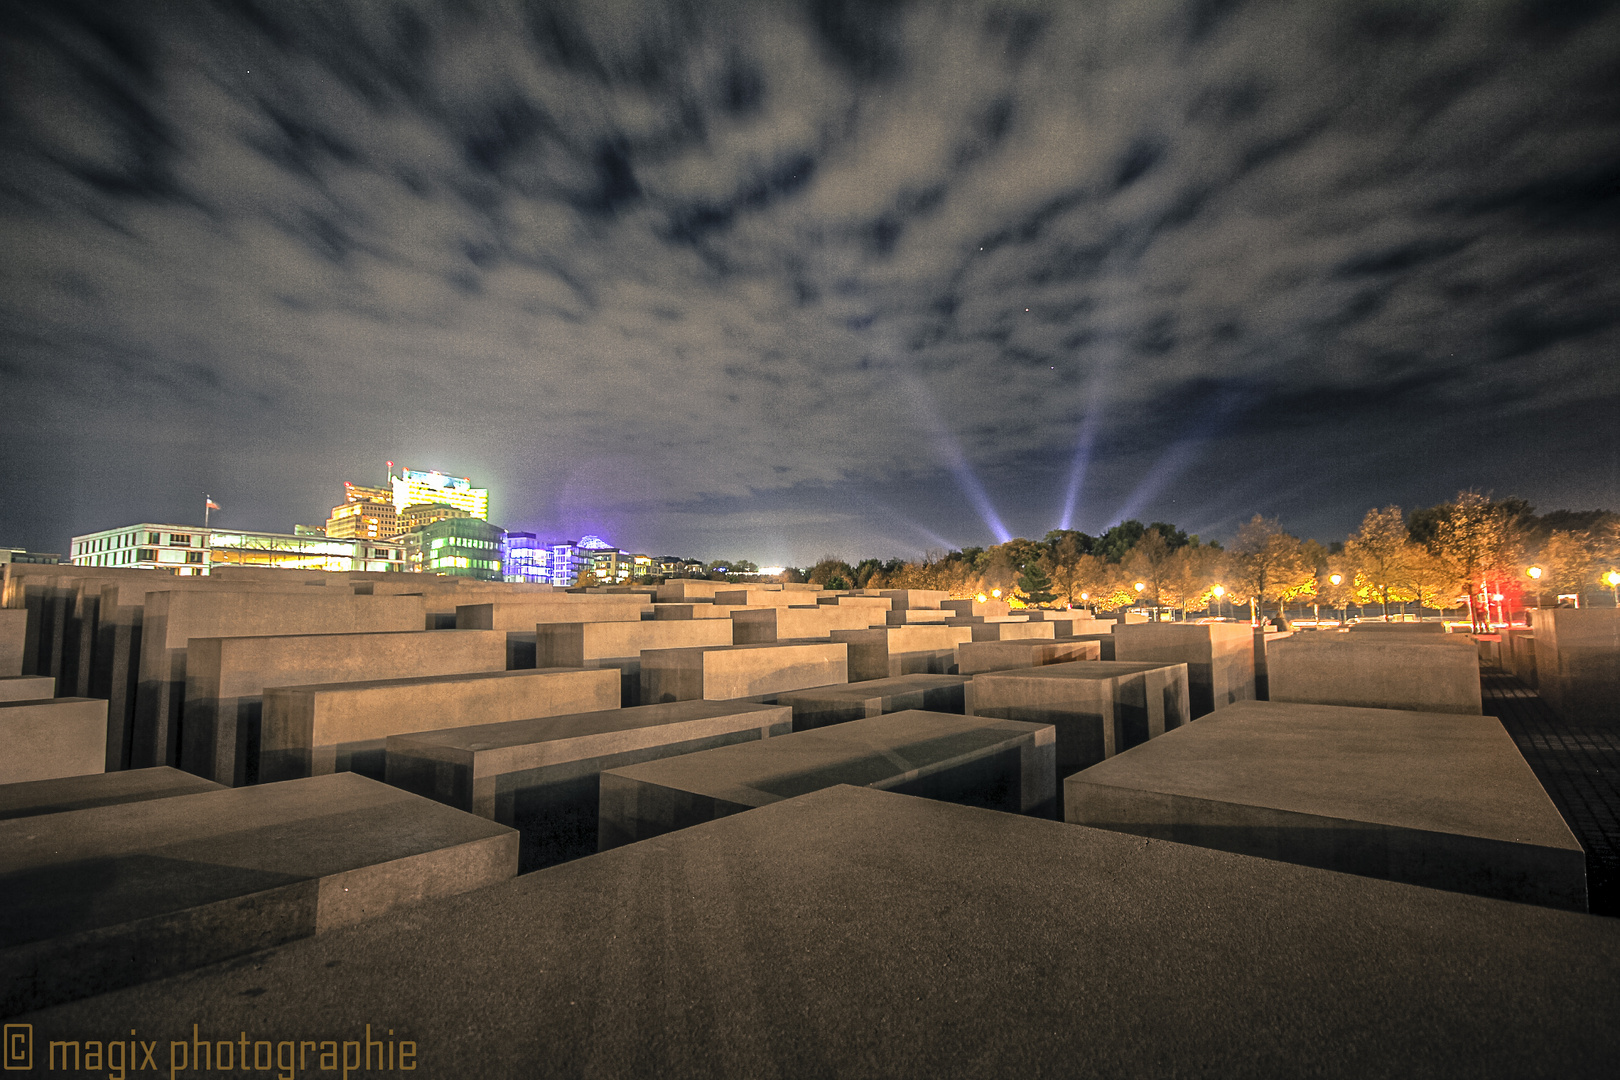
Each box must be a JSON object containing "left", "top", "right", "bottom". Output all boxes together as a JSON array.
[{"left": 0, "top": 0, "right": 1616, "bottom": 560}]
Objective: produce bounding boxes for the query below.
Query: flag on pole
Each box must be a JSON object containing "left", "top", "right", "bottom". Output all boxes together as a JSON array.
[{"left": 206, "top": 498, "right": 221, "bottom": 511}]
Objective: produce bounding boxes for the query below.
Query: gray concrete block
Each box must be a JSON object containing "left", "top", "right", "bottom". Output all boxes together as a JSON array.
[
  {"left": 1532, "top": 608, "right": 1619, "bottom": 722},
  {"left": 183, "top": 630, "right": 507, "bottom": 786},
  {"left": 955, "top": 638, "right": 1100, "bottom": 676},
  {"left": 1060, "top": 632, "right": 1116, "bottom": 660},
  {"left": 455, "top": 597, "right": 648, "bottom": 632},
  {"left": 0, "top": 608, "right": 24, "bottom": 678},
  {"left": 830, "top": 625, "right": 974, "bottom": 681},
  {"left": 1348, "top": 620, "right": 1445, "bottom": 634},
  {"left": 0, "top": 698, "right": 108, "bottom": 785},
  {"left": 640, "top": 643, "right": 848, "bottom": 703},
  {"left": 883, "top": 608, "right": 954, "bottom": 625},
  {"left": 1254, "top": 629, "right": 1293, "bottom": 700},
  {"left": 1267, "top": 636, "right": 1482, "bottom": 714},
  {"left": 0, "top": 766, "right": 223, "bottom": 821},
  {"left": 1065, "top": 700, "right": 1585, "bottom": 911},
  {"left": 775, "top": 674, "right": 969, "bottom": 730},
  {"left": 0, "top": 772, "right": 516, "bottom": 1015},
  {"left": 536, "top": 619, "right": 735, "bottom": 666},
  {"left": 651, "top": 602, "right": 757, "bottom": 620},
  {"left": 12, "top": 784, "right": 1620, "bottom": 1076},
  {"left": 1505, "top": 627, "right": 1537, "bottom": 686},
  {"left": 967, "top": 621, "right": 1055, "bottom": 643},
  {"left": 0, "top": 675, "right": 54, "bottom": 702},
  {"left": 878, "top": 589, "right": 946, "bottom": 610},
  {"left": 134, "top": 591, "right": 427, "bottom": 769},
  {"left": 966, "top": 660, "right": 1190, "bottom": 774},
  {"left": 1112, "top": 622, "right": 1254, "bottom": 718},
  {"left": 730, "top": 605, "right": 880, "bottom": 643},
  {"left": 387, "top": 700, "right": 790, "bottom": 870},
  {"left": 600, "top": 710, "right": 1056, "bottom": 847},
  {"left": 261, "top": 667, "right": 619, "bottom": 783},
  {"left": 941, "top": 599, "right": 1011, "bottom": 618}
]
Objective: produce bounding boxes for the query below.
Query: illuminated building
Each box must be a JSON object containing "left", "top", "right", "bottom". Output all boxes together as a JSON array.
[
  {"left": 69, "top": 525, "right": 404, "bottom": 574},
  {"left": 207, "top": 530, "right": 403, "bottom": 573},
  {"left": 390, "top": 468, "right": 489, "bottom": 521},
  {"left": 398, "top": 502, "right": 471, "bottom": 533},
  {"left": 398, "top": 517, "right": 505, "bottom": 581},
  {"left": 326, "top": 483, "right": 399, "bottom": 540},
  {"left": 0, "top": 547, "right": 60, "bottom": 565},
  {"left": 70, "top": 524, "right": 212, "bottom": 575},
  {"left": 502, "top": 533, "right": 550, "bottom": 583}
]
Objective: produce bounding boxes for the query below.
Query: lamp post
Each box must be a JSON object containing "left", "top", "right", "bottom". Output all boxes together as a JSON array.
[
  {"left": 1527, "top": 565, "right": 1544, "bottom": 610},
  {"left": 1606, "top": 570, "right": 1620, "bottom": 608},
  {"left": 1329, "top": 573, "right": 1343, "bottom": 626},
  {"left": 1212, "top": 584, "right": 1225, "bottom": 620}
]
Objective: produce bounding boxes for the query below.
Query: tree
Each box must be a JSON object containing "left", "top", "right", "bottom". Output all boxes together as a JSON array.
[
  {"left": 1422, "top": 491, "right": 1526, "bottom": 632},
  {"left": 1043, "top": 533, "right": 1086, "bottom": 606},
  {"left": 1407, "top": 547, "right": 1455, "bottom": 620},
  {"left": 1537, "top": 530, "right": 1595, "bottom": 604},
  {"left": 808, "top": 555, "right": 855, "bottom": 590},
  {"left": 1017, "top": 561, "right": 1057, "bottom": 606},
  {"left": 1161, "top": 543, "right": 1226, "bottom": 619},
  {"left": 1121, "top": 529, "right": 1176, "bottom": 608},
  {"left": 1344, "top": 506, "right": 1416, "bottom": 620},
  {"left": 1230, "top": 515, "right": 1313, "bottom": 625}
]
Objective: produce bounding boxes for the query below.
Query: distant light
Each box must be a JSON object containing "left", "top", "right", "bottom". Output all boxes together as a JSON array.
[
  {"left": 1080, "top": 592, "right": 1089, "bottom": 601},
  {"left": 1607, "top": 571, "right": 1620, "bottom": 586},
  {"left": 1134, "top": 582, "right": 1145, "bottom": 592},
  {"left": 1330, "top": 573, "right": 1342, "bottom": 586},
  {"left": 759, "top": 566, "right": 786, "bottom": 575},
  {"left": 1492, "top": 594, "right": 1503, "bottom": 601},
  {"left": 1527, "top": 566, "right": 1543, "bottom": 580},
  {"left": 991, "top": 589, "right": 1002, "bottom": 599},
  {"left": 1212, "top": 585, "right": 1225, "bottom": 598},
  {"left": 976, "top": 593, "right": 988, "bottom": 603}
]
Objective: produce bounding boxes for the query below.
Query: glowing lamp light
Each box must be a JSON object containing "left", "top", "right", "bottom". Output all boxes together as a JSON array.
[
  {"left": 1329, "top": 574, "right": 1342, "bottom": 586},
  {"left": 1080, "top": 592, "right": 1089, "bottom": 601},
  {"left": 1134, "top": 582, "right": 1145, "bottom": 593},
  {"left": 1212, "top": 585, "right": 1225, "bottom": 598},
  {"left": 1527, "top": 566, "right": 1543, "bottom": 580},
  {"left": 1492, "top": 594, "right": 1503, "bottom": 602},
  {"left": 976, "top": 593, "right": 988, "bottom": 603},
  {"left": 1606, "top": 571, "right": 1620, "bottom": 587},
  {"left": 991, "top": 589, "right": 1002, "bottom": 599}
]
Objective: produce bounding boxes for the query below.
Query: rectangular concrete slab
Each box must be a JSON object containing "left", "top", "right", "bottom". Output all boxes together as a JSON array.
[
  {"left": 0, "top": 698, "right": 108, "bottom": 784},
  {"left": 1532, "top": 608, "right": 1619, "bottom": 722},
  {"left": 941, "top": 598, "right": 1011, "bottom": 618},
  {"left": 1112, "top": 622, "right": 1255, "bottom": 718},
  {"left": 183, "top": 629, "right": 508, "bottom": 786},
  {"left": 134, "top": 591, "right": 428, "bottom": 769},
  {"left": 651, "top": 602, "right": 757, "bottom": 620},
  {"left": 967, "top": 661, "right": 1190, "bottom": 775},
  {"left": 387, "top": 700, "right": 790, "bottom": 870},
  {"left": 599, "top": 710, "right": 1056, "bottom": 847},
  {"left": 641, "top": 642, "right": 849, "bottom": 703},
  {"left": 260, "top": 667, "right": 620, "bottom": 783},
  {"left": 0, "top": 766, "right": 223, "bottom": 821},
  {"left": 0, "top": 608, "right": 26, "bottom": 677},
  {"left": 956, "top": 638, "right": 1100, "bottom": 675},
  {"left": 775, "top": 674, "right": 969, "bottom": 730},
  {"left": 878, "top": 589, "right": 946, "bottom": 610},
  {"left": 11, "top": 785, "right": 1620, "bottom": 1078},
  {"left": 965, "top": 621, "right": 1053, "bottom": 642},
  {"left": 455, "top": 597, "right": 649, "bottom": 632},
  {"left": 535, "top": 619, "right": 736, "bottom": 704},
  {"left": 730, "top": 605, "right": 882, "bottom": 643},
  {"left": 1267, "top": 635, "right": 1483, "bottom": 714},
  {"left": 1065, "top": 699, "right": 1585, "bottom": 910},
  {"left": 830, "top": 625, "right": 974, "bottom": 681},
  {"left": 0, "top": 772, "right": 516, "bottom": 1015},
  {"left": 0, "top": 674, "right": 54, "bottom": 701},
  {"left": 883, "top": 608, "right": 954, "bottom": 625}
]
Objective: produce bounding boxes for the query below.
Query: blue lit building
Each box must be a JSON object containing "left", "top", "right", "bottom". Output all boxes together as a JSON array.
[{"left": 502, "top": 533, "right": 551, "bottom": 583}]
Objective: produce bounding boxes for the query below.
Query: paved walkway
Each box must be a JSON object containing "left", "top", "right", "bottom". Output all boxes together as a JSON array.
[{"left": 1483, "top": 669, "right": 1620, "bottom": 916}]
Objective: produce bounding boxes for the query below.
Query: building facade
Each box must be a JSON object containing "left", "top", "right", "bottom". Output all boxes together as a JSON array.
[
  {"left": 399, "top": 517, "right": 505, "bottom": 580},
  {"left": 390, "top": 468, "right": 489, "bottom": 520},
  {"left": 0, "top": 547, "right": 61, "bottom": 565},
  {"left": 68, "top": 525, "right": 403, "bottom": 575},
  {"left": 398, "top": 502, "right": 471, "bottom": 534},
  {"left": 326, "top": 483, "right": 400, "bottom": 540},
  {"left": 501, "top": 533, "right": 551, "bottom": 583}
]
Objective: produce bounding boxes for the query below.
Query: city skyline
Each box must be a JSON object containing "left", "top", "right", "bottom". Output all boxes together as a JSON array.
[{"left": 2, "top": 1, "right": 1617, "bottom": 565}]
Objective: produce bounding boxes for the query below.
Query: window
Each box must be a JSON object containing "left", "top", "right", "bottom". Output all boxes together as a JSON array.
[
  {"left": 170, "top": 534, "right": 191, "bottom": 546},
  {"left": 186, "top": 551, "right": 204, "bottom": 564},
  {"left": 138, "top": 549, "right": 157, "bottom": 561},
  {"left": 146, "top": 532, "right": 162, "bottom": 544}
]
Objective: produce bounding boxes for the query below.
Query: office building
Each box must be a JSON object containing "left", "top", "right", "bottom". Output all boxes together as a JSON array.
[
  {"left": 69, "top": 524, "right": 211, "bottom": 574},
  {"left": 0, "top": 547, "right": 61, "bottom": 565},
  {"left": 391, "top": 468, "right": 489, "bottom": 521},
  {"left": 399, "top": 502, "right": 471, "bottom": 533},
  {"left": 68, "top": 525, "right": 403, "bottom": 575},
  {"left": 398, "top": 517, "right": 505, "bottom": 581},
  {"left": 502, "top": 533, "right": 551, "bottom": 583},
  {"left": 326, "top": 483, "right": 399, "bottom": 540}
]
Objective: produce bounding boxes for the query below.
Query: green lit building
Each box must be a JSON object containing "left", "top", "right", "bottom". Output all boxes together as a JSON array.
[{"left": 401, "top": 516, "right": 505, "bottom": 581}]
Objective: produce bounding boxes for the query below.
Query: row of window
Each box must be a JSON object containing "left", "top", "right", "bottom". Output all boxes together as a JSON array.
[{"left": 429, "top": 556, "right": 501, "bottom": 571}]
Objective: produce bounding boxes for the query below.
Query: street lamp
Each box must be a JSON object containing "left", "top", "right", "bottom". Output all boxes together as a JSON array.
[
  {"left": 991, "top": 588, "right": 1002, "bottom": 599},
  {"left": 1606, "top": 570, "right": 1620, "bottom": 607},
  {"left": 1212, "top": 584, "right": 1225, "bottom": 620},
  {"left": 1329, "top": 573, "right": 1343, "bottom": 625},
  {"left": 1527, "top": 566, "right": 1544, "bottom": 610}
]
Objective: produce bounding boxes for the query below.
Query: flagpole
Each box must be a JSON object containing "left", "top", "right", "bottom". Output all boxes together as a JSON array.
[{"left": 205, "top": 495, "right": 211, "bottom": 530}]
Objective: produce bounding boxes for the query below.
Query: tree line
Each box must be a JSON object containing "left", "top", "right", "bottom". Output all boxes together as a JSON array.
[{"left": 780, "top": 492, "right": 1620, "bottom": 633}]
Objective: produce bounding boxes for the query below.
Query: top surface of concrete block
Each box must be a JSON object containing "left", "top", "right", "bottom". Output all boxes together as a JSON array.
[
  {"left": 18, "top": 783, "right": 1620, "bottom": 1078},
  {"left": 1070, "top": 700, "right": 1576, "bottom": 851},
  {"left": 0, "top": 675, "right": 54, "bottom": 702},
  {"left": 0, "top": 766, "right": 223, "bottom": 821},
  {"left": 601, "top": 710, "right": 1049, "bottom": 809},
  {"left": 1348, "top": 621, "right": 1445, "bottom": 633},
  {"left": 387, "top": 699, "right": 784, "bottom": 759}
]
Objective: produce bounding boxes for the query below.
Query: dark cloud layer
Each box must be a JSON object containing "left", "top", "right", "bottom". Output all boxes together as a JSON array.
[{"left": 1, "top": 0, "right": 1616, "bottom": 562}]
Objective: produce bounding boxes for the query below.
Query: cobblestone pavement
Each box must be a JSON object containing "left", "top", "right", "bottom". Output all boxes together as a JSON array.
[{"left": 1483, "top": 670, "right": 1620, "bottom": 917}]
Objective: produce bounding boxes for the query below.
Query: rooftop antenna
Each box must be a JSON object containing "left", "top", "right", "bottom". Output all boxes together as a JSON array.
[{"left": 386, "top": 461, "right": 394, "bottom": 487}]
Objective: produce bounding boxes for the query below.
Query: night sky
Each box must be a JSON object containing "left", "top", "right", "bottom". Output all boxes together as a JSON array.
[{"left": 2, "top": 0, "right": 1617, "bottom": 565}]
